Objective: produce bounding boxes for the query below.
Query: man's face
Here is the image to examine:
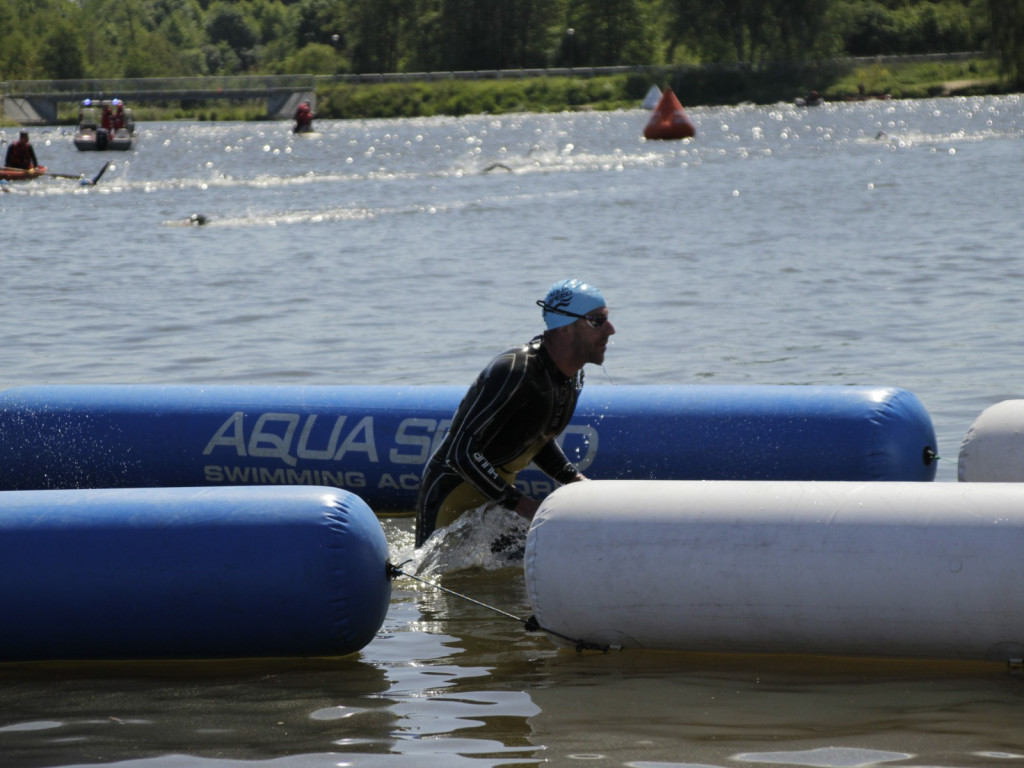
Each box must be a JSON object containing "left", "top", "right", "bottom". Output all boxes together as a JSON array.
[{"left": 571, "top": 307, "right": 614, "bottom": 365}]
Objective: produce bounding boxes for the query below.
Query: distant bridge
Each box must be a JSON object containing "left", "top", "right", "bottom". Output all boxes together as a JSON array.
[
  {"left": 1, "top": 69, "right": 650, "bottom": 124},
  {"left": 1, "top": 75, "right": 318, "bottom": 125},
  {"left": 1, "top": 53, "right": 988, "bottom": 125}
]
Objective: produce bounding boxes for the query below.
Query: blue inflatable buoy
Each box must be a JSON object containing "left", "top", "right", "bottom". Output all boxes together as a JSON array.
[
  {"left": 0, "top": 485, "right": 391, "bottom": 661},
  {"left": 0, "top": 384, "right": 937, "bottom": 511}
]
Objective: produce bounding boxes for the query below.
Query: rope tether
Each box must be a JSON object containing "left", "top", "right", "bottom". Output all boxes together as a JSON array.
[{"left": 386, "top": 560, "right": 609, "bottom": 652}]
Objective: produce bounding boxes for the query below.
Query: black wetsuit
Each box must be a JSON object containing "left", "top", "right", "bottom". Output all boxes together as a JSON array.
[{"left": 415, "top": 336, "right": 583, "bottom": 546}]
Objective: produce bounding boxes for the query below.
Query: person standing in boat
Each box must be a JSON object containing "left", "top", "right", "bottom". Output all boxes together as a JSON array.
[
  {"left": 293, "top": 101, "right": 314, "bottom": 133},
  {"left": 4, "top": 131, "right": 39, "bottom": 170},
  {"left": 415, "top": 278, "right": 615, "bottom": 547}
]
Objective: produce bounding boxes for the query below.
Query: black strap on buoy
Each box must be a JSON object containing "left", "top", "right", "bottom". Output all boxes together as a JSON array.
[{"left": 386, "top": 560, "right": 608, "bottom": 653}]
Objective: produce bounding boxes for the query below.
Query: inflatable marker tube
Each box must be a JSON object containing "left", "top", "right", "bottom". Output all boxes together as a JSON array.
[
  {"left": 959, "top": 400, "right": 1024, "bottom": 482},
  {"left": 0, "top": 384, "right": 936, "bottom": 510},
  {"left": 0, "top": 486, "right": 391, "bottom": 661},
  {"left": 525, "top": 480, "right": 1024, "bottom": 662}
]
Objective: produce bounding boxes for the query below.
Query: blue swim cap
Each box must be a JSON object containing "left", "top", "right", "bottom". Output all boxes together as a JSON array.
[{"left": 537, "top": 279, "right": 606, "bottom": 330}]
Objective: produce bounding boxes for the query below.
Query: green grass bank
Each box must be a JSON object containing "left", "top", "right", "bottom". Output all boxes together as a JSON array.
[{"left": 317, "top": 56, "right": 1006, "bottom": 119}]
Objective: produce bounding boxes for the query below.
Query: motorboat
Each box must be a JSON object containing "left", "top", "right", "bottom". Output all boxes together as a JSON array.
[{"left": 74, "top": 98, "right": 135, "bottom": 151}]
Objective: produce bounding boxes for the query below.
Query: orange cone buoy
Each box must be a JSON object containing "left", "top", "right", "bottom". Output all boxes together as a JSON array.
[{"left": 643, "top": 87, "right": 696, "bottom": 140}]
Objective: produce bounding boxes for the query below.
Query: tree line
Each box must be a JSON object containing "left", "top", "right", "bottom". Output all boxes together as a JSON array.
[{"left": 0, "top": 0, "right": 1020, "bottom": 86}]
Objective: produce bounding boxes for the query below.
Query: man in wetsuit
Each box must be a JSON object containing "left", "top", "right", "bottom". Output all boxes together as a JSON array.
[
  {"left": 415, "top": 279, "right": 615, "bottom": 547},
  {"left": 4, "top": 131, "right": 39, "bottom": 170}
]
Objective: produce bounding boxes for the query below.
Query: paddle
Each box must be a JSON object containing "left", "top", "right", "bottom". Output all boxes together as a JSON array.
[{"left": 43, "top": 170, "right": 86, "bottom": 180}]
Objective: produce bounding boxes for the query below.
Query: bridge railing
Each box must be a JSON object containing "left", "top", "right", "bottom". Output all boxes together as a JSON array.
[
  {"left": 1, "top": 75, "right": 318, "bottom": 99},
  {"left": 6, "top": 70, "right": 633, "bottom": 98}
]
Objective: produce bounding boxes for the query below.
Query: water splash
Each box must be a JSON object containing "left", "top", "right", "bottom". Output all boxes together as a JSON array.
[{"left": 403, "top": 504, "right": 530, "bottom": 578}]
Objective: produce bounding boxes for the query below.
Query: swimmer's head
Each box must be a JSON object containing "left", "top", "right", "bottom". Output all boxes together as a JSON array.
[{"left": 537, "top": 279, "right": 606, "bottom": 329}]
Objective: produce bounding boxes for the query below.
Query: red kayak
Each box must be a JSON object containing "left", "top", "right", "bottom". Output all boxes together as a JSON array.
[
  {"left": 0, "top": 165, "right": 47, "bottom": 181},
  {"left": 643, "top": 88, "right": 696, "bottom": 140}
]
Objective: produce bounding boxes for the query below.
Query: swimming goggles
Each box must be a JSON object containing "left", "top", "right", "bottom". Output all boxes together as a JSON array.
[{"left": 536, "top": 300, "right": 610, "bottom": 328}]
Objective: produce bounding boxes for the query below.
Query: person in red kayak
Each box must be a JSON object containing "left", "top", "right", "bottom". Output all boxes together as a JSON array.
[
  {"left": 293, "top": 101, "right": 314, "bottom": 133},
  {"left": 4, "top": 131, "right": 39, "bottom": 170}
]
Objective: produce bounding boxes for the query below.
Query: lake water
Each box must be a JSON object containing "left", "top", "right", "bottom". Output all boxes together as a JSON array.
[{"left": 1, "top": 94, "right": 1023, "bottom": 767}]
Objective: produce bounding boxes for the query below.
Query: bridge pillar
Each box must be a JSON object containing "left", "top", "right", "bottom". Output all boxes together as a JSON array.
[
  {"left": 268, "top": 90, "right": 316, "bottom": 120},
  {"left": 2, "top": 96, "right": 57, "bottom": 126}
]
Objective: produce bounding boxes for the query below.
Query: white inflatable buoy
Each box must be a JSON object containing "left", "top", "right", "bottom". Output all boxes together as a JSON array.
[
  {"left": 525, "top": 480, "right": 1024, "bottom": 662},
  {"left": 959, "top": 400, "right": 1024, "bottom": 481}
]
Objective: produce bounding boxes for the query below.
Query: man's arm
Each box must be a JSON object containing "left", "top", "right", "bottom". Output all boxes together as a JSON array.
[
  {"left": 443, "top": 350, "right": 530, "bottom": 511},
  {"left": 532, "top": 439, "right": 584, "bottom": 485}
]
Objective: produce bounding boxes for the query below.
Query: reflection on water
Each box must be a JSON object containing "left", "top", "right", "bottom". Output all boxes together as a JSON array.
[
  {"left": 734, "top": 747, "right": 912, "bottom": 766},
  {"left": 0, "top": 657, "right": 393, "bottom": 766},
  {"left": 526, "top": 647, "right": 1024, "bottom": 767}
]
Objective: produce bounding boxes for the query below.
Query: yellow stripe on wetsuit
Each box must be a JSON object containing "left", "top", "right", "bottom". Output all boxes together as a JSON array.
[{"left": 434, "top": 437, "right": 546, "bottom": 529}]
